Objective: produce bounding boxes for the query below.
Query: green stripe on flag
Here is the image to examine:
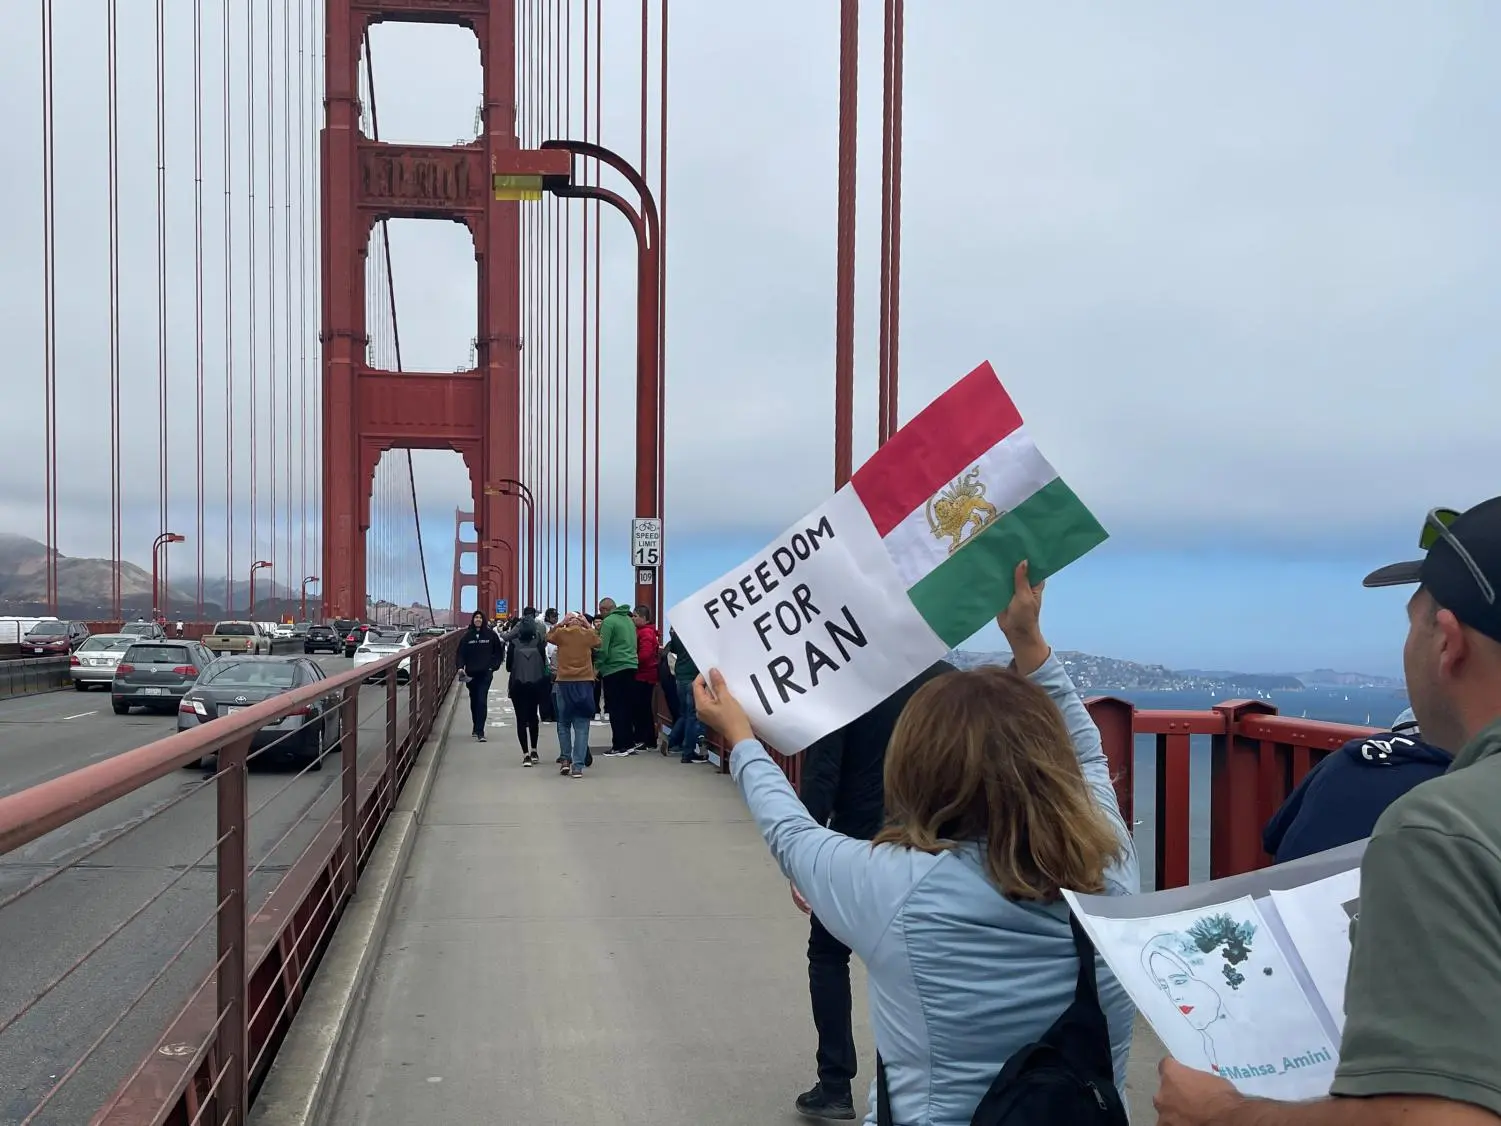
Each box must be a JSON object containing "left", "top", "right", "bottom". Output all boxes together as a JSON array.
[{"left": 907, "top": 477, "right": 1108, "bottom": 648}]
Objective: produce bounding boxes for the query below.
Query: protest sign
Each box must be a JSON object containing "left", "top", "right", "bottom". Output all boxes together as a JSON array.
[
  {"left": 1064, "top": 841, "right": 1364, "bottom": 1101},
  {"left": 668, "top": 361, "right": 1108, "bottom": 753}
]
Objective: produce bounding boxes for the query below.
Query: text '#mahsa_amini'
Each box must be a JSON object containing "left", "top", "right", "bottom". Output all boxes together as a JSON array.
[{"left": 700, "top": 515, "right": 869, "bottom": 717}]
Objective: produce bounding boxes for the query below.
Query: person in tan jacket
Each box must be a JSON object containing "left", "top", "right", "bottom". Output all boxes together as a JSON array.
[{"left": 546, "top": 613, "right": 600, "bottom": 777}]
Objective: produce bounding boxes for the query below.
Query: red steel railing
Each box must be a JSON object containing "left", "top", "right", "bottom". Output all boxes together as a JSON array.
[
  {"left": 0, "top": 632, "right": 460, "bottom": 1126},
  {"left": 678, "top": 693, "right": 1378, "bottom": 890}
]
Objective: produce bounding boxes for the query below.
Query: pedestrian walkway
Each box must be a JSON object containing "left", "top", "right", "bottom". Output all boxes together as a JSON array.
[{"left": 325, "top": 692, "right": 1166, "bottom": 1125}]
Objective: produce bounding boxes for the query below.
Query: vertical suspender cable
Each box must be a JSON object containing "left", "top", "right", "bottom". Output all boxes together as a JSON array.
[
  {"left": 298, "top": 0, "right": 308, "bottom": 601},
  {"left": 886, "top": 0, "right": 905, "bottom": 443},
  {"left": 194, "top": 0, "right": 207, "bottom": 616},
  {"left": 659, "top": 0, "right": 668, "bottom": 594},
  {"left": 107, "top": 0, "right": 122, "bottom": 619},
  {"left": 248, "top": 0, "right": 259, "bottom": 598},
  {"left": 550, "top": 0, "right": 558, "bottom": 610},
  {"left": 224, "top": 0, "right": 236, "bottom": 613},
  {"left": 592, "top": 0, "right": 601, "bottom": 612},
  {"left": 553, "top": 0, "right": 563, "bottom": 607},
  {"left": 155, "top": 0, "right": 171, "bottom": 612},
  {"left": 268, "top": 0, "right": 279, "bottom": 608},
  {"left": 284, "top": 0, "right": 295, "bottom": 604},
  {"left": 877, "top": 0, "right": 905, "bottom": 446},
  {"left": 561, "top": 0, "right": 564, "bottom": 609},
  {"left": 581, "top": 0, "right": 590, "bottom": 612},
  {"left": 833, "top": 0, "right": 858, "bottom": 489},
  {"left": 41, "top": 0, "right": 57, "bottom": 614},
  {"left": 877, "top": 0, "right": 893, "bottom": 448}
]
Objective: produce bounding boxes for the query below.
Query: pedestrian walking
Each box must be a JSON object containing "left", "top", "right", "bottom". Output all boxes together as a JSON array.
[
  {"left": 457, "top": 610, "right": 503, "bottom": 741},
  {"left": 502, "top": 607, "right": 550, "bottom": 766}
]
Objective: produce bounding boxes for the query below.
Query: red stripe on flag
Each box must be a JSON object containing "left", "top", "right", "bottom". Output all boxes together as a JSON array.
[{"left": 851, "top": 361, "right": 1024, "bottom": 537}]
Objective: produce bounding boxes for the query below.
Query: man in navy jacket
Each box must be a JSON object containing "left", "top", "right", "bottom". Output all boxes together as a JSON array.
[{"left": 1262, "top": 708, "right": 1452, "bottom": 863}]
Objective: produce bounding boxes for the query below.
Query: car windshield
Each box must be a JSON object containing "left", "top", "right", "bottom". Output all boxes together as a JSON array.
[
  {"left": 213, "top": 623, "right": 255, "bottom": 636},
  {"left": 26, "top": 623, "right": 67, "bottom": 637},
  {"left": 201, "top": 662, "right": 297, "bottom": 689},
  {"left": 124, "top": 645, "right": 192, "bottom": 664},
  {"left": 79, "top": 636, "right": 129, "bottom": 652},
  {"left": 122, "top": 623, "right": 155, "bottom": 634}
]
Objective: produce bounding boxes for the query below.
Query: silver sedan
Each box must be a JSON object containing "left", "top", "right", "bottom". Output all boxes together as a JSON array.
[{"left": 68, "top": 634, "right": 137, "bottom": 690}]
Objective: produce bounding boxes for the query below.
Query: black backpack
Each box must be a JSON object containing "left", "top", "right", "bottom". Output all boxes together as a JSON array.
[{"left": 876, "top": 913, "right": 1127, "bottom": 1126}]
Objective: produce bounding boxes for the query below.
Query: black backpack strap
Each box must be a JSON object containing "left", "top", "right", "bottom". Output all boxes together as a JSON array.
[
  {"left": 877, "top": 1055, "right": 892, "bottom": 1126},
  {"left": 1068, "top": 911, "right": 1101, "bottom": 1007}
]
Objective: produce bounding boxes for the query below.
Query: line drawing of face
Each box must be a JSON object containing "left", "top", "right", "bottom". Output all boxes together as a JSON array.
[{"left": 1143, "top": 938, "right": 1225, "bottom": 1033}]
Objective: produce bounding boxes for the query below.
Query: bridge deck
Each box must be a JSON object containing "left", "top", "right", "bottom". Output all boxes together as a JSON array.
[{"left": 320, "top": 692, "right": 1165, "bottom": 1125}]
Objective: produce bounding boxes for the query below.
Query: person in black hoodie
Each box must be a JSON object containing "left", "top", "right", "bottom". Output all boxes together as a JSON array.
[
  {"left": 1262, "top": 707, "right": 1452, "bottom": 863},
  {"left": 790, "top": 658, "right": 955, "bottom": 1122},
  {"left": 457, "top": 610, "right": 504, "bottom": 742}
]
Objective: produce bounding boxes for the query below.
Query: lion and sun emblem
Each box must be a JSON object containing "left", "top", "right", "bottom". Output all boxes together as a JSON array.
[{"left": 925, "top": 467, "right": 1001, "bottom": 554}]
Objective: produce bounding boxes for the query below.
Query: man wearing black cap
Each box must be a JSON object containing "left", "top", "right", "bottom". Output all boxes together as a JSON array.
[{"left": 1156, "top": 497, "right": 1501, "bottom": 1126}]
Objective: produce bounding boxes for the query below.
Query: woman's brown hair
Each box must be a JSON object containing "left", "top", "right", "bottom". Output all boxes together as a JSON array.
[{"left": 873, "top": 665, "right": 1124, "bottom": 901}]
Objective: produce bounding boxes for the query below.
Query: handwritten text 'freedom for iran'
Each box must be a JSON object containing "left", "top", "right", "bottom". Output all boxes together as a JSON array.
[{"left": 700, "top": 515, "right": 869, "bottom": 717}]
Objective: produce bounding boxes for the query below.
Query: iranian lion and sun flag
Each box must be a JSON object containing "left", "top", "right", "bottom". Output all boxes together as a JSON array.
[{"left": 669, "top": 361, "right": 1108, "bottom": 754}]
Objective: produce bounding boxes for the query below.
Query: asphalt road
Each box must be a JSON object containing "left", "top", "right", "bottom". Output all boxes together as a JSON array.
[{"left": 0, "top": 656, "right": 427, "bottom": 1125}]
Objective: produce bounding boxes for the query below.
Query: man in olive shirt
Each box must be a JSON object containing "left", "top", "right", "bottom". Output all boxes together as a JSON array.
[{"left": 1157, "top": 495, "right": 1501, "bottom": 1126}]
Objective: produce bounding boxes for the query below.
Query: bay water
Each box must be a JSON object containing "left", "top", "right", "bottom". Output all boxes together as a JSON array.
[{"left": 1114, "top": 686, "right": 1408, "bottom": 888}]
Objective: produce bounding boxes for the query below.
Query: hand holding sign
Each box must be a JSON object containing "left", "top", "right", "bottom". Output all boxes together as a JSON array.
[
  {"left": 995, "top": 561, "right": 1051, "bottom": 677},
  {"left": 1153, "top": 1058, "right": 1242, "bottom": 1126},
  {"left": 694, "top": 668, "right": 755, "bottom": 746}
]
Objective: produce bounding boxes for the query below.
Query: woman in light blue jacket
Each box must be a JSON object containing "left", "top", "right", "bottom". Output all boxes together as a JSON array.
[{"left": 694, "top": 563, "right": 1138, "bottom": 1125}]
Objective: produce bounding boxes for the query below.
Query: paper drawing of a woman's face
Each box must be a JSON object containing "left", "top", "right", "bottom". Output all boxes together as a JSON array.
[{"left": 1146, "top": 945, "right": 1223, "bottom": 1031}]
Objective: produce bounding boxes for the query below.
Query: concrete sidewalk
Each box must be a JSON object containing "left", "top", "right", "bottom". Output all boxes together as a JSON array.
[{"left": 323, "top": 691, "right": 1164, "bottom": 1125}]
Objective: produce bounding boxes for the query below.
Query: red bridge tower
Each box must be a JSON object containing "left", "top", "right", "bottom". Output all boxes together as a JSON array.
[{"left": 320, "top": 0, "right": 567, "bottom": 620}]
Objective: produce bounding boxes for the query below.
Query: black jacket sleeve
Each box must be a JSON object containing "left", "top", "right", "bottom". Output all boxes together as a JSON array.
[
  {"left": 1262, "top": 753, "right": 1328, "bottom": 857},
  {"left": 798, "top": 727, "right": 845, "bottom": 826}
]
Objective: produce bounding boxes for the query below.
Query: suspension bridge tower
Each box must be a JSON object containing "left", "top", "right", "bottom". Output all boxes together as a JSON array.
[{"left": 320, "top": 0, "right": 566, "bottom": 620}]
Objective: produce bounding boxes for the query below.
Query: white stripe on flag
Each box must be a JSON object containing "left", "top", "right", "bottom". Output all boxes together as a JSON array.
[{"left": 883, "top": 427, "right": 1060, "bottom": 591}]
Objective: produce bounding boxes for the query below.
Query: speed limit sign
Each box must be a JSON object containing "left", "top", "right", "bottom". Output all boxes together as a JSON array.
[{"left": 632, "top": 518, "right": 662, "bottom": 568}]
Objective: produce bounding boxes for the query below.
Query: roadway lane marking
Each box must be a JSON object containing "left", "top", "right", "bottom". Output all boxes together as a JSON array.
[{"left": 62, "top": 710, "right": 97, "bottom": 720}]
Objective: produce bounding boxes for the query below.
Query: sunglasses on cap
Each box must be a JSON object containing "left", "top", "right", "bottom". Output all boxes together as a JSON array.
[{"left": 1421, "top": 508, "right": 1495, "bottom": 606}]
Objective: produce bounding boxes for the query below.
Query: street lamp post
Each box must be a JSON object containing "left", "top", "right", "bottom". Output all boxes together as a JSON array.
[
  {"left": 481, "top": 563, "right": 506, "bottom": 618},
  {"left": 483, "top": 480, "right": 535, "bottom": 609},
  {"left": 248, "top": 561, "right": 273, "bottom": 618},
  {"left": 539, "top": 140, "right": 663, "bottom": 622},
  {"left": 300, "top": 576, "right": 320, "bottom": 624},
  {"left": 151, "top": 533, "right": 186, "bottom": 623}
]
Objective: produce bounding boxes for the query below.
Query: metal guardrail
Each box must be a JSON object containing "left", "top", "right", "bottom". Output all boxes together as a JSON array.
[
  {"left": 658, "top": 685, "right": 1381, "bottom": 890},
  {"left": 0, "top": 640, "right": 306, "bottom": 700},
  {"left": 0, "top": 630, "right": 461, "bottom": 1125}
]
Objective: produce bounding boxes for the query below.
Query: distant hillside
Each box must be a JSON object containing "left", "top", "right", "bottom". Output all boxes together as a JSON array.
[
  {"left": 0, "top": 533, "right": 292, "bottom": 619},
  {"left": 945, "top": 648, "right": 1377, "bottom": 694},
  {"left": 1288, "top": 668, "right": 1405, "bottom": 689}
]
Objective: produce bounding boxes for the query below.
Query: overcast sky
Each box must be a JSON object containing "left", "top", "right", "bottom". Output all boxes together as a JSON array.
[{"left": 2, "top": 2, "right": 1496, "bottom": 673}]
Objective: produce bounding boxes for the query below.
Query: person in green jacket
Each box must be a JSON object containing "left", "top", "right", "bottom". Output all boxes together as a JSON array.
[{"left": 596, "top": 598, "right": 639, "bottom": 754}]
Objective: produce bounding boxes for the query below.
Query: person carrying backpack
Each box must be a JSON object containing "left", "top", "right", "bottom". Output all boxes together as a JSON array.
[
  {"left": 457, "top": 610, "right": 504, "bottom": 742},
  {"left": 501, "top": 608, "right": 550, "bottom": 766},
  {"left": 694, "top": 563, "right": 1134, "bottom": 1125}
]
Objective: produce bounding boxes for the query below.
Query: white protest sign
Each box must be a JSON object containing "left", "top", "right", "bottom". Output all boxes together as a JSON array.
[
  {"left": 1267, "top": 868, "right": 1359, "bottom": 1035},
  {"left": 1065, "top": 841, "right": 1364, "bottom": 1102},
  {"left": 667, "top": 486, "right": 950, "bottom": 754}
]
